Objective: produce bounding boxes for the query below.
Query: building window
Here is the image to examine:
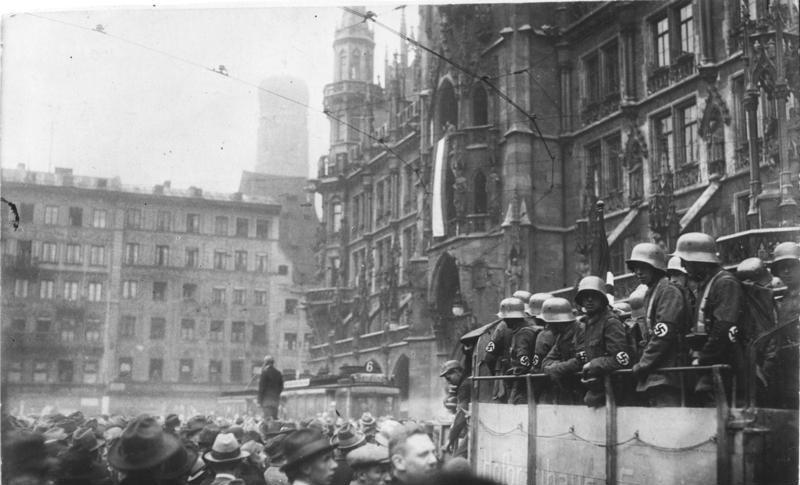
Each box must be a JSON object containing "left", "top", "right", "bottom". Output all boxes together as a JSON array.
[
  {"left": 36, "top": 318, "right": 51, "bottom": 334},
  {"left": 83, "top": 361, "right": 98, "bottom": 384},
  {"left": 120, "top": 316, "right": 136, "bottom": 338},
  {"left": 235, "top": 218, "right": 249, "bottom": 237},
  {"left": 149, "top": 359, "right": 163, "bottom": 381},
  {"left": 64, "top": 281, "right": 79, "bottom": 301},
  {"left": 180, "top": 319, "right": 195, "bottom": 340},
  {"left": 69, "top": 207, "right": 83, "bottom": 227},
  {"left": 254, "top": 290, "right": 267, "bottom": 306},
  {"left": 125, "top": 243, "right": 139, "bottom": 265},
  {"left": 234, "top": 251, "right": 248, "bottom": 271},
  {"left": 605, "top": 134, "right": 623, "bottom": 194},
  {"left": 92, "top": 209, "right": 107, "bottom": 228},
  {"left": 57, "top": 360, "right": 74, "bottom": 383},
  {"left": 251, "top": 362, "right": 263, "bottom": 378},
  {"left": 214, "top": 251, "right": 227, "bottom": 270},
  {"left": 679, "top": 103, "right": 698, "bottom": 166},
  {"left": 126, "top": 209, "right": 142, "bottom": 229},
  {"left": 603, "top": 42, "right": 619, "bottom": 95},
  {"left": 19, "top": 203, "right": 34, "bottom": 223},
  {"left": 185, "top": 247, "right": 200, "bottom": 268},
  {"left": 41, "top": 242, "right": 58, "bottom": 263},
  {"left": 679, "top": 3, "right": 695, "bottom": 54},
  {"left": 585, "top": 53, "right": 600, "bottom": 102},
  {"left": 209, "top": 320, "right": 224, "bottom": 341},
  {"left": 179, "top": 359, "right": 193, "bottom": 382},
  {"left": 182, "top": 283, "right": 197, "bottom": 300},
  {"left": 89, "top": 245, "right": 105, "bottom": 266},
  {"left": 233, "top": 289, "right": 246, "bottom": 305},
  {"left": 150, "top": 318, "right": 166, "bottom": 339},
  {"left": 587, "top": 143, "right": 602, "bottom": 198},
  {"left": 85, "top": 319, "right": 101, "bottom": 343},
  {"left": 256, "top": 219, "right": 271, "bottom": 239},
  {"left": 231, "top": 321, "right": 245, "bottom": 342},
  {"left": 33, "top": 360, "right": 49, "bottom": 383},
  {"left": 284, "top": 332, "right": 297, "bottom": 350},
  {"left": 473, "top": 171, "right": 488, "bottom": 214},
  {"left": 332, "top": 202, "right": 343, "bottom": 232},
  {"left": 209, "top": 360, "right": 222, "bottom": 383},
  {"left": 285, "top": 299, "right": 298, "bottom": 314},
  {"left": 45, "top": 206, "right": 59, "bottom": 225},
  {"left": 156, "top": 211, "right": 172, "bottom": 231},
  {"left": 653, "top": 111, "right": 674, "bottom": 174},
  {"left": 278, "top": 265, "right": 289, "bottom": 276},
  {"left": 256, "top": 254, "right": 268, "bottom": 273},
  {"left": 654, "top": 16, "right": 670, "bottom": 67},
  {"left": 471, "top": 85, "right": 488, "bottom": 125},
  {"left": 155, "top": 245, "right": 169, "bottom": 266},
  {"left": 60, "top": 320, "right": 76, "bottom": 342},
  {"left": 253, "top": 324, "right": 267, "bottom": 344},
  {"left": 215, "top": 216, "right": 229, "bottom": 236},
  {"left": 11, "top": 319, "right": 26, "bottom": 333},
  {"left": 14, "top": 279, "right": 28, "bottom": 298},
  {"left": 122, "top": 280, "right": 138, "bottom": 299},
  {"left": 230, "top": 360, "right": 244, "bottom": 383},
  {"left": 212, "top": 287, "right": 226, "bottom": 305},
  {"left": 87, "top": 282, "right": 103, "bottom": 302},
  {"left": 152, "top": 282, "right": 167, "bottom": 301},
  {"left": 304, "top": 333, "right": 313, "bottom": 349},
  {"left": 40, "top": 280, "right": 54, "bottom": 299},
  {"left": 186, "top": 213, "right": 200, "bottom": 233},
  {"left": 65, "top": 244, "right": 82, "bottom": 265},
  {"left": 118, "top": 357, "right": 133, "bottom": 381}
]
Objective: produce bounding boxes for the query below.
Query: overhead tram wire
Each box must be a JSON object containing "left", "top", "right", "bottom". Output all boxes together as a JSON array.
[
  {"left": 342, "top": 6, "right": 558, "bottom": 197},
  {"left": 24, "top": 12, "right": 430, "bottom": 195}
]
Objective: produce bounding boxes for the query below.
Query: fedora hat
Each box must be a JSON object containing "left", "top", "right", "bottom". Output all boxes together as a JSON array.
[
  {"left": 107, "top": 415, "right": 181, "bottom": 472},
  {"left": 359, "top": 413, "right": 377, "bottom": 432},
  {"left": 264, "top": 433, "right": 288, "bottom": 462},
  {"left": 331, "top": 423, "right": 366, "bottom": 451},
  {"left": 71, "top": 428, "right": 105, "bottom": 453},
  {"left": 281, "top": 429, "right": 336, "bottom": 472},
  {"left": 157, "top": 444, "right": 198, "bottom": 480},
  {"left": 203, "top": 433, "right": 249, "bottom": 463},
  {"left": 346, "top": 443, "right": 389, "bottom": 468}
]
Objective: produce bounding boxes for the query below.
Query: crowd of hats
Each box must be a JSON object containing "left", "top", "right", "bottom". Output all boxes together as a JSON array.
[{"left": 0, "top": 409, "right": 414, "bottom": 485}]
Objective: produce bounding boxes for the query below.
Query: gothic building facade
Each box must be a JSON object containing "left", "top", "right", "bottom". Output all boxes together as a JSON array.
[{"left": 306, "top": 1, "right": 800, "bottom": 418}]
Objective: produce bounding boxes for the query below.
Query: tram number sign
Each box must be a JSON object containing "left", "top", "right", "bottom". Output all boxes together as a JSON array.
[{"left": 364, "top": 359, "right": 381, "bottom": 373}]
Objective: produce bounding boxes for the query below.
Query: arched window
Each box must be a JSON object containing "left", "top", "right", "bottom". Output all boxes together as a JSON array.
[
  {"left": 474, "top": 171, "right": 488, "bottom": 214},
  {"left": 351, "top": 49, "right": 361, "bottom": 80},
  {"left": 472, "top": 85, "right": 488, "bottom": 125},
  {"left": 332, "top": 201, "right": 343, "bottom": 232},
  {"left": 435, "top": 80, "right": 458, "bottom": 139},
  {"left": 338, "top": 50, "right": 347, "bottom": 80}
]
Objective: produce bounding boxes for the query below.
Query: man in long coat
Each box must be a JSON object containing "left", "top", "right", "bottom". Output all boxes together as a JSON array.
[{"left": 258, "top": 356, "right": 284, "bottom": 420}]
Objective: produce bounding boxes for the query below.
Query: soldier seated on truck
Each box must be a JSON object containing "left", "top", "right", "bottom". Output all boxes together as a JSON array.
[{"left": 541, "top": 297, "right": 585, "bottom": 405}]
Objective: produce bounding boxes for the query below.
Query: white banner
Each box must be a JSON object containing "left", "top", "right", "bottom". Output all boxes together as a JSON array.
[{"left": 432, "top": 136, "right": 447, "bottom": 237}]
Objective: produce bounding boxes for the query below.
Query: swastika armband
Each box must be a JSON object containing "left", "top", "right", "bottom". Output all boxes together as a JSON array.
[
  {"left": 485, "top": 341, "right": 496, "bottom": 353},
  {"left": 615, "top": 351, "right": 630, "bottom": 366},
  {"left": 654, "top": 322, "right": 669, "bottom": 338}
]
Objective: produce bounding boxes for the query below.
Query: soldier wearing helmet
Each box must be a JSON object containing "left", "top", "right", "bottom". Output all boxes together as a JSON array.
[
  {"left": 483, "top": 298, "right": 523, "bottom": 402},
  {"left": 627, "top": 243, "right": 691, "bottom": 406},
  {"left": 573, "top": 275, "right": 631, "bottom": 407},
  {"left": 486, "top": 297, "right": 539, "bottom": 405},
  {"left": 673, "top": 232, "right": 743, "bottom": 404},
  {"left": 540, "top": 298, "right": 585, "bottom": 404},
  {"left": 766, "top": 242, "right": 800, "bottom": 409},
  {"left": 513, "top": 290, "right": 533, "bottom": 316},
  {"left": 528, "top": 293, "right": 554, "bottom": 373}
]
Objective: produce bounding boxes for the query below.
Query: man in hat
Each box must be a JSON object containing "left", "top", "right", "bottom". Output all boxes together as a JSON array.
[
  {"left": 330, "top": 423, "right": 366, "bottom": 485},
  {"left": 107, "top": 415, "right": 184, "bottom": 485},
  {"left": 387, "top": 423, "right": 438, "bottom": 485},
  {"left": 164, "top": 414, "right": 181, "bottom": 436},
  {"left": 203, "top": 433, "right": 250, "bottom": 485},
  {"left": 765, "top": 242, "right": 800, "bottom": 408},
  {"left": 56, "top": 428, "right": 111, "bottom": 485},
  {"left": 439, "top": 360, "right": 469, "bottom": 458},
  {"left": 263, "top": 433, "right": 290, "bottom": 485},
  {"left": 182, "top": 415, "right": 209, "bottom": 449},
  {"left": 346, "top": 444, "right": 391, "bottom": 485},
  {"left": 281, "top": 429, "right": 338, "bottom": 485},
  {"left": 258, "top": 356, "right": 284, "bottom": 421},
  {"left": 541, "top": 297, "right": 585, "bottom": 404},
  {"left": 358, "top": 414, "right": 377, "bottom": 443}
]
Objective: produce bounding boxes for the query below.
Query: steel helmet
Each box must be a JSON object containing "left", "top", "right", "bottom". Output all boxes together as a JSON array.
[
  {"left": 512, "top": 290, "right": 533, "bottom": 314},
  {"left": 540, "top": 297, "right": 576, "bottom": 324},
  {"left": 671, "top": 232, "right": 720, "bottom": 264},
  {"left": 496, "top": 297, "right": 526, "bottom": 319},
  {"left": 737, "top": 257, "right": 772, "bottom": 285},
  {"left": 628, "top": 284, "right": 647, "bottom": 310},
  {"left": 666, "top": 256, "right": 687, "bottom": 275},
  {"left": 771, "top": 242, "right": 800, "bottom": 267},
  {"left": 528, "top": 293, "right": 554, "bottom": 318},
  {"left": 626, "top": 242, "right": 667, "bottom": 272},
  {"left": 575, "top": 276, "right": 609, "bottom": 306}
]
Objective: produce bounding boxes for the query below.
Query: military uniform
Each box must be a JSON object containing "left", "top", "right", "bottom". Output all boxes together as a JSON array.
[
  {"left": 541, "top": 321, "right": 585, "bottom": 404},
  {"left": 694, "top": 268, "right": 744, "bottom": 399},
  {"left": 765, "top": 288, "right": 800, "bottom": 409},
  {"left": 506, "top": 324, "right": 540, "bottom": 404},
  {"left": 483, "top": 320, "right": 514, "bottom": 402},
  {"left": 579, "top": 307, "right": 631, "bottom": 407},
  {"left": 632, "top": 275, "right": 690, "bottom": 406},
  {"left": 532, "top": 328, "right": 554, "bottom": 373}
]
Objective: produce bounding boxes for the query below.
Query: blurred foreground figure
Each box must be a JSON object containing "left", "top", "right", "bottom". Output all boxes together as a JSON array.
[{"left": 387, "top": 424, "right": 439, "bottom": 485}]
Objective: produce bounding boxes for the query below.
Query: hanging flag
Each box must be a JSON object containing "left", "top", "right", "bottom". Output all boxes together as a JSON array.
[{"left": 432, "top": 136, "right": 447, "bottom": 237}]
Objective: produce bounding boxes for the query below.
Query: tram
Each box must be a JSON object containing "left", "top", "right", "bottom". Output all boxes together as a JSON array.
[{"left": 219, "top": 371, "right": 400, "bottom": 421}]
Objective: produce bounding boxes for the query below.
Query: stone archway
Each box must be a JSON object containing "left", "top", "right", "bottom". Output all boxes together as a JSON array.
[
  {"left": 391, "top": 354, "right": 410, "bottom": 401},
  {"left": 430, "top": 251, "right": 461, "bottom": 316}
]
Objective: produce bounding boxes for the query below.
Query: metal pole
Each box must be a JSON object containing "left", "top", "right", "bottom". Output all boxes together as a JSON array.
[
  {"left": 712, "top": 366, "right": 731, "bottom": 485},
  {"left": 604, "top": 375, "right": 618, "bottom": 485},
  {"left": 526, "top": 375, "right": 538, "bottom": 485}
]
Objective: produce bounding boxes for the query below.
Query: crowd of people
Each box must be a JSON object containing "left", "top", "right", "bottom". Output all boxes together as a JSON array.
[
  {"left": 472, "top": 232, "right": 799, "bottom": 409},
  {"left": 2, "top": 409, "right": 494, "bottom": 485}
]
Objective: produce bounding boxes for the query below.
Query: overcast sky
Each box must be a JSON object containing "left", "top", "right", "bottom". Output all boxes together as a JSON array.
[{"left": 0, "top": 1, "right": 418, "bottom": 193}]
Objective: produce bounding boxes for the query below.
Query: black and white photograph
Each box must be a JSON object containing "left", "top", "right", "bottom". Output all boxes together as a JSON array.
[{"left": 1, "top": 0, "right": 799, "bottom": 484}]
